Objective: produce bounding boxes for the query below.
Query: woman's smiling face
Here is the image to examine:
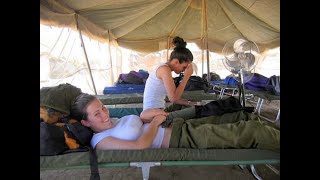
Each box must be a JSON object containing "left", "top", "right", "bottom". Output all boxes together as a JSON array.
[{"left": 83, "top": 98, "right": 112, "bottom": 132}]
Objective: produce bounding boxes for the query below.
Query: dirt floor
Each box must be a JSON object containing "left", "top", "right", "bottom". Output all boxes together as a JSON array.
[{"left": 40, "top": 95, "right": 280, "bottom": 180}]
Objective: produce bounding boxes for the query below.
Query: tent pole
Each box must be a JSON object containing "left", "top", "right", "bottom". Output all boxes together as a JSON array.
[
  {"left": 206, "top": 45, "right": 210, "bottom": 82},
  {"left": 75, "top": 14, "right": 98, "bottom": 95},
  {"left": 108, "top": 30, "right": 115, "bottom": 83},
  {"left": 167, "top": 37, "right": 170, "bottom": 61},
  {"left": 201, "top": 0, "right": 205, "bottom": 77},
  {"left": 202, "top": 0, "right": 210, "bottom": 82},
  {"left": 201, "top": 38, "right": 204, "bottom": 76}
]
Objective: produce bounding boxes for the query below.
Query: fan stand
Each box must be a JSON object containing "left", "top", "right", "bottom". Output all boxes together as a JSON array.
[{"left": 239, "top": 69, "right": 246, "bottom": 107}]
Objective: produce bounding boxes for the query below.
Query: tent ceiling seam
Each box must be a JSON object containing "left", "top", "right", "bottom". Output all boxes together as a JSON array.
[
  {"left": 58, "top": 30, "right": 72, "bottom": 58},
  {"left": 259, "top": 37, "right": 280, "bottom": 44},
  {"left": 48, "top": 27, "right": 65, "bottom": 58},
  {"left": 118, "top": 37, "right": 204, "bottom": 43},
  {"left": 168, "top": 0, "right": 193, "bottom": 37},
  {"left": 213, "top": 23, "right": 234, "bottom": 33},
  {"left": 217, "top": 0, "right": 245, "bottom": 38},
  {"left": 113, "top": 0, "right": 176, "bottom": 38},
  {"left": 234, "top": 0, "right": 279, "bottom": 32},
  {"left": 77, "top": 0, "right": 163, "bottom": 13}
]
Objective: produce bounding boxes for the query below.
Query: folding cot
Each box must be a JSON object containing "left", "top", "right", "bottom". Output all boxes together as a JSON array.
[
  {"left": 245, "top": 89, "right": 280, "bottom": 123},
  {"left": 208, "top": 77, "right": 240, "bottom": 99},
  {"left": 99, "top": 90, "right": 218, "bottom": 120},
  {"left": 211, "top": 84, "right": 238, "bottom": 99},
  {"left": 40, "top": 110, "right": 280, "bottom": 180},
  {"left": 96, "top": 90, "right": 217, "bottom": 106},
  {"left": 40, "top": 148, "right": 279, "bottom": 180},
  {"left": 40, "top": 86, "right": 280, "bottom": 179}
]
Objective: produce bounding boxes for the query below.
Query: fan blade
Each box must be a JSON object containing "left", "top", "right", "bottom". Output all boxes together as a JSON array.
[
  {"left": 225, "top": 54, "right": 241, "bottom": 72},
  {"left": 239, "top": 52, "right": 256, "bottom": 71},
  {"left": 233, "top": 39, "right": 248, "bottom": 53}
]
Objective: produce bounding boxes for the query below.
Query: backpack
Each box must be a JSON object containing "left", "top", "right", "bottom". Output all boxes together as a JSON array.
[
  {"left": 40, "top": 121, "right": 68, "bottom": 155},
  {"left": 174, "top": 73, "right": 211, "bottom": 92},
  {"left": 209, "top": 72, "right": 221, "bottom": 81},
  {"left": 138, "top": 69, "right": 149, "bottom": 79},
  {"left": 265, "top": 75, "right": 280, "bottom": 96},
  {"left": 223, "top": 76, "right": 239, "bottom": 86},
  {"left": 40, "top": 118, "right": 93, "bottom": 156},
  {"left": 123, "top": 71, "right": 145, "bottom": 84},
  {"left": 244, "top": 73, "right": 269, "bottom": 91},
  {"left": 40, "top": 118, "right": 99, "bottom": 180},
  {"left": 185, "top": 76, "right": 211, "bottom": 92}
]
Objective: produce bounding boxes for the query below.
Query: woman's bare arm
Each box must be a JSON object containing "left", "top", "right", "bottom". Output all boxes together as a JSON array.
[
  {"left": 174, "top": 99, "right": 195, "bottom": 107},
  {"left": 158, "top": 64, "right": 193, "bottom": 103},
  {"left": 140, "top": 109, "right": 169, "bottom": 123}
]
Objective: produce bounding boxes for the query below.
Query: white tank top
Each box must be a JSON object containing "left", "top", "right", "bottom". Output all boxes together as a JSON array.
[
  {"left": 143, "top": 63, "right": 168, "bottom": 110},
  {"left": 91, "top": 115, "right": 165, "bottom": 149}
]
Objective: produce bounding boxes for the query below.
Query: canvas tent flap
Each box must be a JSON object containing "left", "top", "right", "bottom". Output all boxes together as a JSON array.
[{"left": 40, "top": 0, "right": 279, "bottom": 54}]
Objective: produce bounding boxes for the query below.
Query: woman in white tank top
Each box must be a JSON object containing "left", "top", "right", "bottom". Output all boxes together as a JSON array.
[
  {"left": 141, "top": 37, "right": 195, "bottom": 122},
  {"left": 71, "top": 93, "right": 169, "bottom": 150}
]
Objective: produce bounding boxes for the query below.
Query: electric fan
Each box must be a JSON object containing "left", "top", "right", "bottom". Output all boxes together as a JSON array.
[{"left": 222, "top": 38, "right": 260, "bottom": 106}]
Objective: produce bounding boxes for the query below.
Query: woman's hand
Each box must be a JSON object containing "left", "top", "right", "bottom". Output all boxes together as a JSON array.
[
  {"left": 184, "top": 64, "right": 193, "bottom": 78},
  {"left": 151, "top": 115, "right": 167, "bottom": 126},
  {"left": 187, "top": 101, "right": 195, "bottom": 107},
  {"left": 152, "top": 109, "right": 169, "bottom": 116},
  {"left": 140, "top": 109, "right": 168, "bottom": 123}
]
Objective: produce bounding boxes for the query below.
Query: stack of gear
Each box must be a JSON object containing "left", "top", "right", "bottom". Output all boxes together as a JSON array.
[{"left": 40, "top": 83, "right": 93, "bottom": 155}]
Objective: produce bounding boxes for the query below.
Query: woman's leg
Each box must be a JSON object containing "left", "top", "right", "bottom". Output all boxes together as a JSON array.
[
  {"left": 161, "top": 106, "right": 258, "bottom": 127},
  {"left": 161, "top": 107, "right": 197, "bottom": 127},
  {"left": 185, "top": 110, "right": 259, "bottom": 125},
  {"left": 170, "top": 118, "right": 279, "bottom": 152}
]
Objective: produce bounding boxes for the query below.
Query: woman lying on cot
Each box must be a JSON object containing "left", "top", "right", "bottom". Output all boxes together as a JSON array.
[{"left": 70, "top": 93, "right": 280, "bottom": 152}]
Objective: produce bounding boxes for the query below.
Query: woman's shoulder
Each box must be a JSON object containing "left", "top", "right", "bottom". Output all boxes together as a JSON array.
[
  {"left": 156, "top": 63, "right": 170, "bottom": 73},
  {"left": 153, "top": 63, "right": 168, "bottom": 70}
]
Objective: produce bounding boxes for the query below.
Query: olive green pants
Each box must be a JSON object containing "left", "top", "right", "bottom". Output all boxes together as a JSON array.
[
  {"left": 169, "top": 110, "right": 280, "bottom": 152},
  {"left": 161, "top": 104, "right": 196, "bottom": 127}
]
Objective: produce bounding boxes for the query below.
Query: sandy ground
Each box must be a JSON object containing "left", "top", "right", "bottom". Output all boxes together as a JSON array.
[{"left": 40, "top": 95, "right": 280, "bottom": 180}]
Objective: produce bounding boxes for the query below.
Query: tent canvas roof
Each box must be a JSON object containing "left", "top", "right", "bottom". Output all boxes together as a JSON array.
[{"left": 40, "top": 0, "right": 279, "bottom": 54}]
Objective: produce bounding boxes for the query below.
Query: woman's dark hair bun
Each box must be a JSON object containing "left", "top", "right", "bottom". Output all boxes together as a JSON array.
[{"left": 172, "top": 36, "right": 187, "bottom": 48}]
